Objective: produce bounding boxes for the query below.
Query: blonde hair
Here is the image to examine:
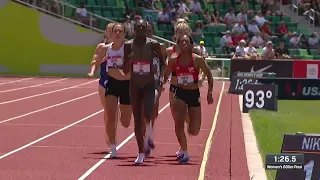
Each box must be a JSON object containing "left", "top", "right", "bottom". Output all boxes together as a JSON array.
[{"left": 174, "top": 22, "right": 191, "bottom": 41}]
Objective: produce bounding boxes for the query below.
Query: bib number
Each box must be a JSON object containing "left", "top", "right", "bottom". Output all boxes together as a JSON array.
[
  {"left": 133, "top": 62, "right": 150, "bottom": 75},
  {"left": 177, "top": 74, "right": 194, "bottom": 85},
  {"left": 107, "top": 57, "right": 123, "bottom": 68}
]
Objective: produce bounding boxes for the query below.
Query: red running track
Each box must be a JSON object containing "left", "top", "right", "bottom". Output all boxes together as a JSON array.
[{"left": 0, "top": 77, "right": 249, "bottom": 180}]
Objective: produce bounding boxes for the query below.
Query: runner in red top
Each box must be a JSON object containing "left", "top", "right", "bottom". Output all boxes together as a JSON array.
[{"left": 163, "top": 35, "right": 214, "bottom": 164}]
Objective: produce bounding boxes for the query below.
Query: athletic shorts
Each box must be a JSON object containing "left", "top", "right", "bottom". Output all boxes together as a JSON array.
[
  {"left": 173, "top": 86, "right": 201, "bottom": 108},
  {"left": 105, "top": 76, "right": 131, "bottom": 105},
  {"left": 169, "top": 84, "right": 178, "bottom": 93},
  {"left": 99, "top": 77, "right": 108, "bottom": 89}
]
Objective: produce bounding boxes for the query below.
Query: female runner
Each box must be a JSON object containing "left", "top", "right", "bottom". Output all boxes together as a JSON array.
[
  {"left": 166, "top": 22, "right": 204, "bottom": 156},
  {"left": 145, "top": 22, "right": 167, "bottom": 150},
  {"left": 88, "top": 22, "right": 114, "bottom": 145},
  {"left": 89, "top": 23, "right": 132, "bottom": 158},
  {"left": 104, "top": 23, "right": 132, "bottom": 158},
  {"left": 163, "top": 35, "right": 214, "bottom": 164}
]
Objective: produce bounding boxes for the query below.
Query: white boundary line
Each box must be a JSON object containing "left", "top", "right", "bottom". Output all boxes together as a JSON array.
[
  {"left": 77, "top": 103, "right": 170, "bottom": 180},
  {"left": 238, "top": 96, "right": 267, "bottom": 180},
  {"left": 197, "top": 81, "right": 225, "bottom": 180},
  {"left": 0, "top": 92, "right": 97, "bottom": 124},
  {"left": 0, "top": 77, "right": 35, "bottom": 86},
  {"left": 0, "top": 78, "right": 68, "bottom": 93},
  {"left": 0, "top": 110, "right": 104, "bottom": 160},
  {"left": 0, "top": 80, "right": 98, "bottom": 105}
]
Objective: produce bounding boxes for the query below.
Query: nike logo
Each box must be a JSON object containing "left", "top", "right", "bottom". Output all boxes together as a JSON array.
[{"left": 250, "top": 65, "right": 272, "bottom": 73}]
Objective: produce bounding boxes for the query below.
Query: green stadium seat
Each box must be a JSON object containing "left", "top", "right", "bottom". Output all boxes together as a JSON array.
[
  {"left": 107, "top": 0, "right": 115, "bottom": 6},
  {"left": 217, "top": 26, "right": 227, "bottom": 33},
  {"left": 87, "top": 0, "right": 96, "bottom": 6},
  {"left": 213, "top": 37, "right": 221, "bottom": 47},
  {"left": 309, "top": 49, "right": 319, "bottom": 56},
  {"left": 96, "top": 0, "right": 106, "bottom": 6},
  {"left": 117, "top": 1, "right": 125, "bottom": 8},
  {"left": 215, "top": 47, "right": 223, "bottom": 54},
  {"left": 205, "top": 26, "right": 217, "bottom": 33},
  {"left": 206, "top": 47, "right": 214, "bottom": 56},
  {"left": 288, "top": 49, "right": 298, "bottom": 55},
  {"left": 313, "top": 55, "right": 320, "bottom": 60},
  {"left": 189, "top": 14, "right": 199, "bottom": 21}
]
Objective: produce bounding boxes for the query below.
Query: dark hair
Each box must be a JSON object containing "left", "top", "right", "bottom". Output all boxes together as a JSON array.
[{"left": 177, "top": 35, "right": 194, "bottom": 45}]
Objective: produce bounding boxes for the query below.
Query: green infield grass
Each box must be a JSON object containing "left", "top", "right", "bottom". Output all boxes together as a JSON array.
[{"left": 249, "top": 100, "right": 320, "bottom": 179}]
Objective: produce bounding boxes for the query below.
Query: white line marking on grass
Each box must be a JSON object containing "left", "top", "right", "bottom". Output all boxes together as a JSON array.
[
  {"left": 0, "top": 92, "right": 97, "bottom": 124},
  {"left": 0, "top": 80, "right": 98, "bottom": 105},
  {"left": 0, "top": 77, "right": 35, "bottom": 85},
  {"left": 0, "top": 110, "right": 104, "bottom": 160},
  {"left": 0, "top": 78, "right": 68, "bottom": 93},
  {"left": 78, "top": 103, "right": 170, "bottom": 180}
]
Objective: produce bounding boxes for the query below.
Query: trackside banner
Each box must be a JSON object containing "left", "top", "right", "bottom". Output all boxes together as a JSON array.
[
  {"left": 293, "top": 60, "right": 320, "bottom": 79},
  {"left": 228, "top": 77, "right": 320, "bottom": 100},
  {"left": 230, "top": 59, "right": 294, "bottom": 78}
]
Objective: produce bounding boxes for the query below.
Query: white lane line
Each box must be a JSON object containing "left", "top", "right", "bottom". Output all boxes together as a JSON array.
[
  {"left": 0, "top": 110, "right": 104, "bottom": 160},
  {"left": 0, "top": 92, "right": 97, "bottom": 124},
  {"left": 0, "top": 80, "right": 98, "bottom": 105},
  {"left": 0, "top": 77, "right": 35, "bottom": 86},
  {"left": 78, "top": 103, "right": 170, "bottom": 180},
  {"left": 0, "top": 78, "right": 68, "bottom": 93},
  {"left": 198, "top": 81, "right": 225, "bottom": 180}
]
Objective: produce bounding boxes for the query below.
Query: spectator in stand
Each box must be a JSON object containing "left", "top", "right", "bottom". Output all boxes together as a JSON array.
[
  {"left": 255, "top": 11, "right": 267, "bottom": 27},
  {"left": 193, "top": 20, "right": 204, "bottom": 38},
  {"left": 236, "top": 8, "right": 248, "bottom": 26},
  {"left": 247, "top": 19, "right": 259, "bottom": 38},
  {"left": 75, "top": 2, "right": 96, "bottom": 26},
  {"left": 275, "top": 41, "right": 290, "bottom": 59},
  {"left": 233, "top": 39, "right": 249, "bottom": 59},
  {"left": 246, "top": 41, "right": 260, "bottom": 59},
  {"left": 232, "top": 21, "right": 247, "bottom": 37},
  {"left": 240, "top": 0, "right": 254, "bottom": 15},
  {"left": 277, "top": 21, "right": 289, "bottom": 38},
  {"left": 261, "top": 0, "right": 271, "bottom": 15},
  {"left": 124, "top": 15, "right": 134, "bottom": 38},
  {"left": 231, "top": 31, "right": 247, "bottom": 46},
  {"left": 179, "top": 0, "right": 189, "bottom": 14},
  {"left": 261, "top": 41, "right": 275, "bottom": 59},
  {"left": 223, "top": 41, "right": 236, "bottom": 57},
  {"left": 260, "top": 21, "right": 277, "bottom": 40},
  {"left": 157, "top": 7, "right": 171, "bottom": 25},
  {"left": 308, "top": 33, "right": 320, "bottom": 48},
  {"left": 203, "top": 9, "right": 212, "bottom": 24},
  {"left": 310, "top": 1, "right": 320, "bottom": 26},
  {"left": 220, "top": 30, "right": 232, "bottom": 47},
  {"left": 198, "top": 40, "right": 208, "bottom": 57},
  {"left": 289, "top": 32, "right": 300, "bottom": 48},
  {"left": 37, "top": 0, "right": 50, "bottom": 11},
  {"left": 211, "top": 9, "right": 226, "bottom": 26},
  {"left": 299, "top": 34, "right": 309, "bottom": 49},
  {"left": 298, "top": 0, "right": 311, "bottom": 15},
  {"left": 251, "top": 31, "right": 265, "bottom": 48},
  {"left": 171, "top": 4, "right": 183, "bottom": 20},
  {"left": 189, "top": 0, "right": 202, "bottom": 14},
  {"left": 51, "top": 0, "right": 60, "bottom": 15},
  {"left": 224, "top": 8, "right": 237, "bottom": 27}
]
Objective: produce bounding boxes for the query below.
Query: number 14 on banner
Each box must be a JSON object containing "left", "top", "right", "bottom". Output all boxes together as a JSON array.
[{"left": 242, "top": 83, "right": 278, "bottom": 113}]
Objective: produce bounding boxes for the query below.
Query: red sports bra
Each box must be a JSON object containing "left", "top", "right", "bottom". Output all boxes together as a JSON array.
[{"left": 173, "top": 53, "right": 199, "bottom": 85}]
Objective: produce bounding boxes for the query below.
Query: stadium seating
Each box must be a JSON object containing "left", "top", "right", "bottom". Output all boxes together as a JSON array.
[{"left": 61, "top": 0, "right": 317, "bottom": 59}]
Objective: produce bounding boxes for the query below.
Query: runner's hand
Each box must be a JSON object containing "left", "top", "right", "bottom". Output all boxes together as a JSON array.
[
  {"left": 198, "top": 79, "right": 204, "bottom": 87},
  {"left": 87, "top": 72, "right": 94, "bottom": 77},
  {"left": 207, "top": 93, "right": 213, "bottom": 104}
]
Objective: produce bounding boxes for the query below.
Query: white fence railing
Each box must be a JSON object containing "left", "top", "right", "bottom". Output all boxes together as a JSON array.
[
  {"left": 11, "top": 0, "right": 231, "bottom": 80},
  {"left": 308, "top": 9, "right": 316, "bottom": 29}
]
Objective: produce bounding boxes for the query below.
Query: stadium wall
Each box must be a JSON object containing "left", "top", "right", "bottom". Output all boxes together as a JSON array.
[{"left": 0, "top": 1, "right": 103, "bottom": 76}]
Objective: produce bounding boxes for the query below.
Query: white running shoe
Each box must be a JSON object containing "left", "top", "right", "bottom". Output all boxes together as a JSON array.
[
  {"left": 134, "top": 153, "right": 145, "bottom": 164},
  {"left": 110, "top": 144, "right": 117, "bottom": 158}
]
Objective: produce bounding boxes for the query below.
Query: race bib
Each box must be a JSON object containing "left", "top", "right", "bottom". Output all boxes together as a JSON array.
[
  {"left": 133, "top": 61, "right": 150, "bottom": 75},
  {"left": 107, "top": 57, "right": 123, "bottom": 68},
  {"left": 177, "top": 74, "right": 194, "bottom": 85}
]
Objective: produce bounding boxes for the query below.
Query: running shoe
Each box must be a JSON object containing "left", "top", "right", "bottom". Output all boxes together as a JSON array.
[
  {"left": 134, "top": 153, "right": 145, "bottom": 164},
  {"left": 178, "top": 156, "right": 190, "bottom": 164},
  {"left": 148, "top": 139, "right": 155, "bottom": 149}
]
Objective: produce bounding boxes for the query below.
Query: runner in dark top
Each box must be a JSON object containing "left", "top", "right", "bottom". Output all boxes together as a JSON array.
[
  {"left": 122, "top": 19, "right": 164, "bottom": 164},
  {"left": 163, "top": 35, "right": 214, "bottom": 164}
]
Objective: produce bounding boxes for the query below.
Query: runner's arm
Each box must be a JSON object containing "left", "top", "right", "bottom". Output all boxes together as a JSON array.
[
  {"left": 88, "top": 43, "right": 106, "bottom": 75},
  {"left": 195, "top": 55, "right": 213, "bottom": 94},
  {"left": 122, "top": 41, "right": 132, "bottom": 75},
  {"left": 163, "top": 57, "right": 173, "bottom": 85}
]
